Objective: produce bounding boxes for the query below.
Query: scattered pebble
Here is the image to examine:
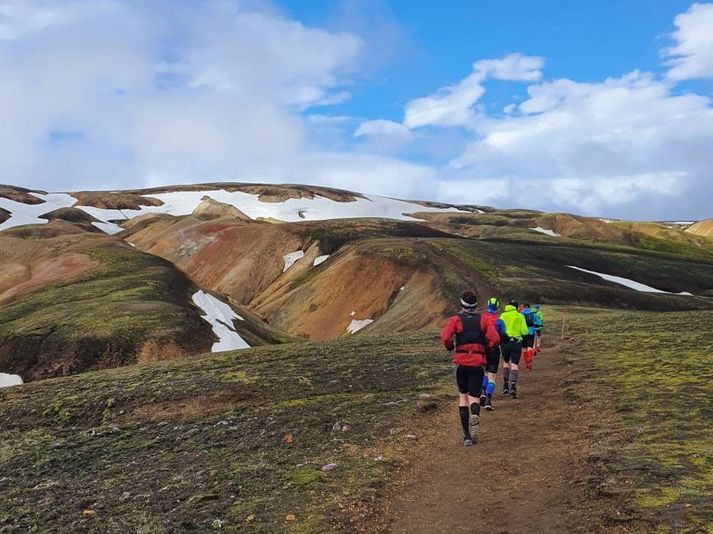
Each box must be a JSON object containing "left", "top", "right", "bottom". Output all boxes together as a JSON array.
[
  {"left": 416, "top": 400, "right": 438, "bottom": 413},
  {"left": 321, "top": 463, "right": 338, "bottom": 471},
  {"left": 285, "top": 513, "right": 297, "bottom": 522}
]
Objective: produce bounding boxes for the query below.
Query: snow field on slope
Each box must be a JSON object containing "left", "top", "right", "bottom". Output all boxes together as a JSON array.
[
  {"left": 1, "top": 189, "right": 468, "bottom": 234},
  {"left": 0, "top": 193, "right": 76, "bottom": 231},
  {"left": 529, "top": 227, "right": 561, "bottom": 237},
  {"left": 313, "top": 255, "right": 329, "bottom": 266},
  {"left": 92, "top": 221, "right": 124, "bottom": 235},
  {"left": 566, "top": 266, "right": 693, "bottom": 295},
  {"left": 0, "top": 373, "right": 23, "bottom": 389},
  {"left": 192, "top": 290, "right": 250, "bottom": 352},
  {"left": 283, "top": 251, "right": 305, "bottom": 272},
  {"left": 347, "top": 319, "right": 374, "bottom": 334},
  {"left": 77, "top": 190, "right": 467, "bottom": 225}
]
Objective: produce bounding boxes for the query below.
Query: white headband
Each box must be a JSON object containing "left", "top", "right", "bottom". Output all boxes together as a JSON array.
[{"left": 461, "top": 299, "right": 477, "bottom": 308}]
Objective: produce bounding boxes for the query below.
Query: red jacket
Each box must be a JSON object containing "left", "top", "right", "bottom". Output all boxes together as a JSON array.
[{"left": 441, "top": 312, "right": 500, "bottom": 367}]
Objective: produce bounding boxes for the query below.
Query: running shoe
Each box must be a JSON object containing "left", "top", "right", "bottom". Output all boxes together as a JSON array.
[
  {"left": 469, "top": 414, "right": 480, "bottom": 443},
  {"left": 463, "top": 436, "right": 474, "bottom": 447},
  {"left": 485, "top": 397, "right": 494, "bottom": 411},
  {"left": 510, "top": 387, "right": 517, "bottom": 399},
  {"left": 479, "top": 394, "right": 486, "bottom": 406},
  {"left": 502, "top": 384, "right": 510, "bottom": 395}
]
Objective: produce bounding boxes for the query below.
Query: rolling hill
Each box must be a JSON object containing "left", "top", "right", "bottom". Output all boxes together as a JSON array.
[
  {"left": 0, "top": 181, "right": 711, "bottom": 384},
  {"left": 1, "top": 181, "right": 712, "bottom": 532}
]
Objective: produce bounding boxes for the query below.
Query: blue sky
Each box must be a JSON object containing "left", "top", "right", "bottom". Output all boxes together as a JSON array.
[
  {"left": 0, "top": 0, "right": 712, "bottom": 219},
  {"left": 282, "top": 0, "right": 704, "bottom": 116}
]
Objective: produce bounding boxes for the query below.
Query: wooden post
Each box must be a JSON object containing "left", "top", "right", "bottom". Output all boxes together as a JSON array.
[{"left": 561, "top": 310, "right": 567, "bottom": 340}]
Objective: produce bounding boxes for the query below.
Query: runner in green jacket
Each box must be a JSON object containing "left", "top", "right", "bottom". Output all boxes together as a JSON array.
[{"left": 499, "top": 299, "right": 529, "bottom": 398}]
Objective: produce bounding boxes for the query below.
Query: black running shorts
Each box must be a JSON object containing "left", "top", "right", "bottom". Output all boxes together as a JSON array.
[
  {"left": 501, "top": 341, "right": 522, "bottom": 365},
  {"left": 485, "top": 348, "right": 501, "bottom": 374},
  {"left": 522, "top": 334, "right": 535, "bottom": 349},
  {"left": 454, "top": 364, "right": 485, "bottom": 397}
]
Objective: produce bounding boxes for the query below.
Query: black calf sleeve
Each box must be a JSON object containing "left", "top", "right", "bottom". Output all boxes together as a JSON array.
[{"left": 459, "top": 407, "right": 470, "bottom": 435}]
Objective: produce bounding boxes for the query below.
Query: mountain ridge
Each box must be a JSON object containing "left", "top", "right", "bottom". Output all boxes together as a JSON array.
[{"left": 0, "top": 181, "right": 711, "bottom": 383}]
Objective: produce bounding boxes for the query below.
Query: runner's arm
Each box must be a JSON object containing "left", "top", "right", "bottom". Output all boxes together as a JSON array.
[{"left": 441, "top": 317, "right": 459, "bottom": 351}]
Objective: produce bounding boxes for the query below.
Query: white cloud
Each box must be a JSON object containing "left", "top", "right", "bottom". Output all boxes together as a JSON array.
[
  {"left": 0, "top": 0, "right": 361, "bottom": 190},
  {"left": 354, "top": 119, "right": 412, "bottom": 139},
  {"left": 296, "top": 152, "right": 437, "bottom": 199},
  {"left": 402, "top": 53, "right": 543, "bottom": 129},
  {"left": 446, "top": 70, "right": 713, "bottom": 217},
  {"left": 438, "top": 173, "right": 683, "bottom": 215},
  {"left": 1, "top": 1, "right": 711, "bottom": 221},
  {"left": 473, "top": 53, "right": 544, "bottom": 82},
  {"left": 664, "top": 2, "right": 713, "bottom": 80},
  {"left": 403, "top": 72, "right": 485, "bottom": 129}
]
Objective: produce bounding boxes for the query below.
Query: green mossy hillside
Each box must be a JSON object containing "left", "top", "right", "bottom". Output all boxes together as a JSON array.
[
  {"left": 0, "top": 244, "right": 213, "bottom": 380},
  {"left": 567, "top": 309, "right": 713, "bottom": 533},
  {"left": 0, "top": 333, "right": 451, "bottom": 533}
]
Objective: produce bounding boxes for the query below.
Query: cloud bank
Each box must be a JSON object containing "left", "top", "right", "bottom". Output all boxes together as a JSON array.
[{"left": 1, "top": 1, "right": 712, "bottom": 219}]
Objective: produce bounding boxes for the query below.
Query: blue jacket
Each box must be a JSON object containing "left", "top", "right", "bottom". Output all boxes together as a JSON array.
[{"left": 521, "top": 308, "right": 542, "bottom": 336}]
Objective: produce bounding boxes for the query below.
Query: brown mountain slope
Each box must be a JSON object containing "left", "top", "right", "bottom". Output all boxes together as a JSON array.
[
  {"left": 121, "top": 214, "right": 451, "bottom": 309},
  {"left": 0, "top": 221, "right": 215, "bottom": 381},
  {"left": 417, "top": 211, "right": 713, "bottom": 259},
  {"left": 120, "top": 210, "right": 713, "bottom": 342},
  {"left": 0, "top": 184, "right": 47, "bottom": 204},
  {"left": 686, "top": 218, "right": 713, "bottom": 237}
]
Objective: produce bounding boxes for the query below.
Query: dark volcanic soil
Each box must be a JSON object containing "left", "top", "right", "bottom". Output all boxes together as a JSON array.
[{"left": 369, "top": 339, "right": 637, "bottom": 534}]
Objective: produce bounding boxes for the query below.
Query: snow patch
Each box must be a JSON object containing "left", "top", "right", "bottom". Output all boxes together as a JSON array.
[
  {"left": 347, "top": 319, "right": 374, "bottom": 334},
  {"left": 529, "top": 227, "right": 561, "bottom": 237},
  {"left": 0, "top": 193, "right": 76, "bottom": 231},
  {"left": 1, "top": 189, "right": 469, "bottom": 234},
  {"left": 313, "top": 255, "right": 330, "bottom": 267},
  {"left": 76, "top": 190, "right": 468, "bottom": 225},
  {"left": 192, "top": 290, "right": 249, "bottom": 352},
  {"left": 566, "top": 266, "right": 693, "bottom": 295},
  {"left": 283, "top": 251, "right": 305, "bottom": 272},
  {"left": 0, "top": 373, "right": 23, "bottom": 388},
  {"left": 92, "top": 221, "right": 124, "bottom": 235}
]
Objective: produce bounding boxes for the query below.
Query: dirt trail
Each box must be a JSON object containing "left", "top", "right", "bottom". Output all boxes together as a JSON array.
[{"left": 371, "top": 340, "right": 613, "bottom": 534}]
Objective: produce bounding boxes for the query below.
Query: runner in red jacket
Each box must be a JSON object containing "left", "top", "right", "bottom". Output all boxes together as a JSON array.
[{"left": 441, "top": 290, "right": 500, "bottom": 446}]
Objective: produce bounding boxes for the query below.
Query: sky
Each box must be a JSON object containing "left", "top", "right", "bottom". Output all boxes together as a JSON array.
[{"left": 0, "top": 0, "right": 712, "bottom": 219}]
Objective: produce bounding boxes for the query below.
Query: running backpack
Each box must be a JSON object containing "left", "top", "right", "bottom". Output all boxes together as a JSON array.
[
  {"left": 523, "top": 310, "right": 534, "bottom": 327},
  {"left": 456, "top": 313, "right": 487, "bottom": 347}
]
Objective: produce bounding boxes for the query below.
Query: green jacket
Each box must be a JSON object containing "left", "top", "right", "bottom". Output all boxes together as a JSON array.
[{"left": 499, "top": 305, "right": 529, "bottom": 340}]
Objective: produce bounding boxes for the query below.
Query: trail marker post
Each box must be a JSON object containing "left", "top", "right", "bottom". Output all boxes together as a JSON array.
[{"left": 561, "top": 310, "right": 567, "bottom": 340}]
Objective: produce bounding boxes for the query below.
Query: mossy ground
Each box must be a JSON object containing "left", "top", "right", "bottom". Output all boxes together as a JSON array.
[
  {"left": 0, "top": 333, "right": 451, "bottom": 533},
  {"left": 358, "top": 237, "right": 713, "bottom": 311},
  {"left": 0, "top": 243, "right": 212, "bottom": 380},
  {"left": 565, "top": 308, "right": 713, "bottom": 533}
]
